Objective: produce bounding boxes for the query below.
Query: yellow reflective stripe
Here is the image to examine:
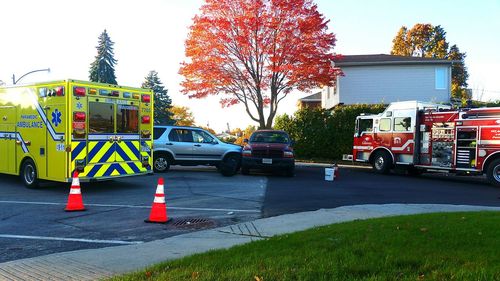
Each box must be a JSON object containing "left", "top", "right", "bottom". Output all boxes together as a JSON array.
[{"left": 89, "top": 142, "right": 114, "bottom": 163}]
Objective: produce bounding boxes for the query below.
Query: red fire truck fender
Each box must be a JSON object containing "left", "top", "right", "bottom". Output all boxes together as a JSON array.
[
  {"left": 481, "top": 152, "right": 500, "bottom": 171},
  {"left": 369, "top": 147, "right": 395, "bottom": 163}
]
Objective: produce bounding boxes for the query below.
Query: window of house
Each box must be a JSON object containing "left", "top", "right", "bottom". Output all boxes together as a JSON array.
[
  {"left": 394, "top": 117, "right": 412, "bottom": 131},
  {"left": 435, "top": 67, "right": 447, "bottom": 90},
  {"left": 379, "top": 118, "right": 391, "bottom": 132}
]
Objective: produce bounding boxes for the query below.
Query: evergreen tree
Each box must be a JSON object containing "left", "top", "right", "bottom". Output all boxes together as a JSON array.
[
  {"left": 89, "top": 29, "right": 118, "bottom": 84},
  {"left": 142, "top": 71, "right": 173, "bottom": 125}
]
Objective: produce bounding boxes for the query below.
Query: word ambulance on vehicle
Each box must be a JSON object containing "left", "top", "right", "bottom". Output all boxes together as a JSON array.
[
  {"left": 350, "top": 100, "right": 500, "bottom": 186},
  {"left": 0, "top": 80, "right": 154, "bottom": 188}
]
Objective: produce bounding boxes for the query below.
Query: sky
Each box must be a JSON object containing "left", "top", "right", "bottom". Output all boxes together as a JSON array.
[{"left": 1, "top": 0, "right": 499, "bottom": 132}]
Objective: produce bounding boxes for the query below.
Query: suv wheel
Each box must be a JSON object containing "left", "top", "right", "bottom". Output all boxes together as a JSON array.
[
  {"left": 153, "top": 153, "right": 171, "bottom": 173},
  {"left": 21, "top": 159, "right": 39, "bottom": 188},
  {"left": 241, "top": 166, "right": 250, "bottom": 175},
  {"left": 285, "top": 166, "right": 295, "bottom": 177},
  {"left": 220, "top": 154, "right": 240, "bottom": 177}
]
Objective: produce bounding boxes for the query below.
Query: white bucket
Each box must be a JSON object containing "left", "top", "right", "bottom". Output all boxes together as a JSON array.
[{"left": 325, "top": 168, "right": 335, "bottom": 181}]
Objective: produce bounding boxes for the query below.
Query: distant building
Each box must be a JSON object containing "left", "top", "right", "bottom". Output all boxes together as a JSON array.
[
  {"left": 321, "top": 54, "right": 453, "bottom": 109},
  {"left": 298, "top": 92, "right": 322, "bottom": 109}
]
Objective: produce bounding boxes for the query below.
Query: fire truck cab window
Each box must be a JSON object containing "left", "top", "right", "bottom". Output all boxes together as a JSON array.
[
  {"left": 89, "top": 102, "right": 114, "bottom": 133},
  {"left": 358, "top": 119, "right": 373, "bottom": 133},
  {"left": 394, "top": 117, "right": 412, "bottom": 131},
  {"left": 379, "top": 118, "right": 391, "bottom": 132},
  {"left": 117, "top": 105, "right": 139, "bottom": 133}
]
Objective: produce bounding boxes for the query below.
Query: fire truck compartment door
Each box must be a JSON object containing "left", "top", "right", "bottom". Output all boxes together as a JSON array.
[{"left": 0, "top": 106, "right": 16, "bottom": 174}]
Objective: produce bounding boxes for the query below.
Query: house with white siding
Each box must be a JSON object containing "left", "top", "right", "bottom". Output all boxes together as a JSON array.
[{"left": 321, "top": 54, "right": 453, "bottom": 109}]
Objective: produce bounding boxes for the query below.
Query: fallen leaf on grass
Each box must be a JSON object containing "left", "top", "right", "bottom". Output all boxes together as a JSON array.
[
  {"left": 192, "top": 271, "right": 199, "bottom": 279},
  {"left": 420, "top": 228, "right": 428, "bottom": 233},
  {"left": 255, "top": 276, "right": 263, "bottom": 281}
]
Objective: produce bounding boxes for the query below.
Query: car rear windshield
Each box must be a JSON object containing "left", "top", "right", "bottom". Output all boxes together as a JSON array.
[{"left": 250, "top": 131, "right": 290, "bottom": 144}]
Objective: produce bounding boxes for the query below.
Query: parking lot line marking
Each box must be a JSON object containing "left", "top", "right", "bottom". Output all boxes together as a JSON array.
[
  {"left": 0, "top": 200, "right": 261, "bottom": 213},
  {"left": 0, "top": 234, "right": 143, "bottom": 245}
]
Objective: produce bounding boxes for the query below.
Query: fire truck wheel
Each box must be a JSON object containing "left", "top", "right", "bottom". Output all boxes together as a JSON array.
[
  {"left": 21, "top": 159, "right": 39, "bottom": 189},
  {"left": 372, "top": 151, "right": 392, "bottom": 174},
  {"left": 153, "top": 153, "right": 171, "bottom": 173},
  {"left": 486, "top": 158, "right": 500, "bottom": 187}
]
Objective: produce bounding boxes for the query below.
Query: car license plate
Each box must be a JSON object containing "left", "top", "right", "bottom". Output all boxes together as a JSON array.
[{"left": 262, "top": 158, "right": 272, "bottom": 164}]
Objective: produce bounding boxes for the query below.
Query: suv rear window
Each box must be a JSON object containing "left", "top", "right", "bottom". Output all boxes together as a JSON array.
[{"left": 153, "top": 127, "right": 167, "bottom": 140}]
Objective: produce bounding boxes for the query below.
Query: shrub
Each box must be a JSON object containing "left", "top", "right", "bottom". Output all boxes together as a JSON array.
[{"left": 275, "top": 104, "right": 385, "bottom": 160}]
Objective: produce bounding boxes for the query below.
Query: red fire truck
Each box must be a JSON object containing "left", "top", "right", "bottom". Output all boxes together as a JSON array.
[{"left": 351, "top": 101, "right": 500, "bottom": 186}]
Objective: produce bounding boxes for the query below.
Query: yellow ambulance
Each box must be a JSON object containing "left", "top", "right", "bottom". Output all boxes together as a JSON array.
[{"left": 0, "top": 79, "right": 154, "bottom": 188}]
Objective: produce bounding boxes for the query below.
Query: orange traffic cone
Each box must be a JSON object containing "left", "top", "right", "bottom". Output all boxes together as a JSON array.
[
  {"left": 65, "top": 171, "right": 86, "bottom": 212},
  {"left": 145, "top": 177, "right": 171, "bottom": 224},
  {"left": 334, "top": 163, "right": 340, "bottom": 179}
]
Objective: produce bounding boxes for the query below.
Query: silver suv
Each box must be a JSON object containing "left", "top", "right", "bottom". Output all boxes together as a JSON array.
[{"left": 153, "top": 126, "right": 242, "bottom": 176}]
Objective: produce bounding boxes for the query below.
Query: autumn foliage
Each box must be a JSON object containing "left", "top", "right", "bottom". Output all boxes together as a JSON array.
[{"left": 180, "top": 0, "right": 341, "bottom": 128}]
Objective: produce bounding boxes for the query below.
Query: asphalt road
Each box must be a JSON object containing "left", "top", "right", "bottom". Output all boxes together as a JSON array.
[
  {"left": 262, "top": 165, "right": 500, "bottom": 217},
  {"left": 0, "top": 167, "right": 265, "bottom": 263},
  {"left": 2, "top": 165, "right": 500, "bottom": 263}
]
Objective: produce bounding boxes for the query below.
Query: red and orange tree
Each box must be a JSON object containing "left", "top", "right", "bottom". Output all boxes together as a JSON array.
[{"left": 180, "top": 0, "right": 341, "bottom": 128}]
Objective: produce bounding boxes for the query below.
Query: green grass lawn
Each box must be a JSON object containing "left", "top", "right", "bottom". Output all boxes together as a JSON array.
[{"left": 109, "top": 212, "right": 500, "bottom": 281}]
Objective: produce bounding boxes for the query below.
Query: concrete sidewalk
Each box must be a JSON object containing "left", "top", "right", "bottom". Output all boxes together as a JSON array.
[{"left": 1, "top": 204, "right": 500, "bottom": 280}]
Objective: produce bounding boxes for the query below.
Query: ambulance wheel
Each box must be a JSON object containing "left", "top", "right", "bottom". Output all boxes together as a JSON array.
[
  {"left": 486, "top": 158, "right": 500, "bottom": 187},
  {"left": 153, "top": 153, "right": 171, "bottom": 173},
  {"left": 21, "top": 159, "right": 39, "bottom": 189},
  {"left": 372, "top": 151, "right": 392, "bottom": 174}
]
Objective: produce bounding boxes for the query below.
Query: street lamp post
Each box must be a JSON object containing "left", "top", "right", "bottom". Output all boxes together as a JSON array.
[{"left": 12, "top": 68, "right": 51, "bottom": 85}]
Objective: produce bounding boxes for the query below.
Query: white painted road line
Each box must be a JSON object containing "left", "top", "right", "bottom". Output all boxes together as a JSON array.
[
  {"left": 0, "top": 201, "right": 261, "bottom": 213},
  {"left": 0, "top": 234, "right": 143, "bottom": 245}
]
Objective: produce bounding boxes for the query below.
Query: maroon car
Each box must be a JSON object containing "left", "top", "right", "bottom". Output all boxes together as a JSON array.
[{"left": 241, "top": 130, "right": 295, "bottom": 176}]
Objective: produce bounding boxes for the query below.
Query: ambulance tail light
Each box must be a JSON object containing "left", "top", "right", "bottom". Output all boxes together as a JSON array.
[
  {"left": 74, "top": 87, "right": 86, "bottom": 97},
  {"left": 141, "top": 116, "right": 151, "bottom": 124},
  {"left": 73, "top": 112, "right": 86, "bottom": 122},
  {"left": 141, "top": 94, "right": 151, "bottom": 103}
]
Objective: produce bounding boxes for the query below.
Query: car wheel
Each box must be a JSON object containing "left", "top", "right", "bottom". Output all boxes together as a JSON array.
[
  {"left": 285, "top": 166, "right": 295, "bottom": 177},
  {"left": 153, "top": 153, "right": 171, "bottom": 173},
  {"left": 220, "top": 154, "right": 240, "bottom": 177},
  {"left": 486, "top": 158, "right": 500, "bottom": 187},
  {"left": 21, "top": 159, "right": 39, "bottom": 189},
  {"left": 372, "top": 151, "right": 392, "bottom": 174},
  {"left": 241, "top": 166, "right": 250, "bottom": 175}
]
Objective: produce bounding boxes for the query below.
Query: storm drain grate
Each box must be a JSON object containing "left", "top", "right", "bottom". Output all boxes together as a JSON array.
[{"left": 170, "top": 217, "right": 216, "bottom": 230}]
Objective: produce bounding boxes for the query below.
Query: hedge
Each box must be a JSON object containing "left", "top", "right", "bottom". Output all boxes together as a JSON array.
[{"left": 274, "top": 104, "right": 386, "bottom": 161}]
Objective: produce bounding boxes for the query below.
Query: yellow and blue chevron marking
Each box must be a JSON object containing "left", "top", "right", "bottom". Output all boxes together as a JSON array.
[{"left": 71, "top": 138, "right": 151, "bottom": 179}]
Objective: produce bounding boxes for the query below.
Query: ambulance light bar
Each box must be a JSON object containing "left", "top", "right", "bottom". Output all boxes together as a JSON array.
[
  {"left": 74, "top": 87, "right": 86, "bottom": 97},
  {"left": 141, "top": 94, "right": 151, "bottom": 103}
]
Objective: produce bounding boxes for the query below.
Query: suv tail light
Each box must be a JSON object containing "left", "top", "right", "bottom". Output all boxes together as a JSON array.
[
  {"left": 284, "top": 150, "right": 294, "bottom": 158},
  {"left": 242, "top": 149, "right": 252, "bottom": 157}
]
